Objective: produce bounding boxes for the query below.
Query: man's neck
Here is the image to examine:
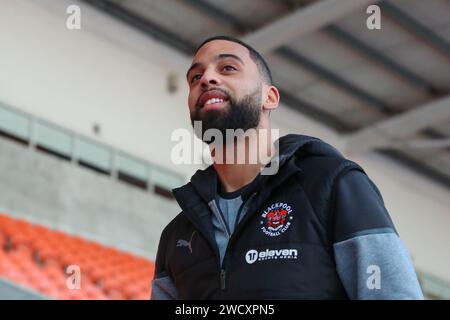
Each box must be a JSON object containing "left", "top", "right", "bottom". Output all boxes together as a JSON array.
[{"left": 211, "top": 129, "right": 274, "bottom": 193}]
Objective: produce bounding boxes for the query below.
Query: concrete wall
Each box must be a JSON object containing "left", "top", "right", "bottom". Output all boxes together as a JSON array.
[{"left": 0, "top": 138, "right": 178, "bottom": 259}]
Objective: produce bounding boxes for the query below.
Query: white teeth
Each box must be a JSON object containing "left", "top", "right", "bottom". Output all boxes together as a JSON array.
[{"left": 205, "top": 98, "right": 224, "bottom": 105}]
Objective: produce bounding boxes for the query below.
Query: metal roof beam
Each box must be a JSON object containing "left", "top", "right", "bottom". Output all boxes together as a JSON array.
[
  {"left": 241, "top": 0, "right": 378, "bottom": 54},
  {"left": 80, "top": 0, "right": 195, "bottom": 55},
  {"left": 380, "top": 1, "right": 450, "bottom": 59},
  {"left": 344, "top": 94, "right": 450, "bottom": 154},
  {"left": 324, "top": 25, "right": 441, "bottom": 95},
  {"left": 181, "top": 0, "right": 251, "bottom": 33},
  {"left": 276, "top": 47, "right": 397, "bottom": 114}
]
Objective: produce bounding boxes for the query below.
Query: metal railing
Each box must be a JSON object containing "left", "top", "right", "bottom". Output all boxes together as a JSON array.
[{"left": 0, "top": 101, "right": 185, "bottom": 198}]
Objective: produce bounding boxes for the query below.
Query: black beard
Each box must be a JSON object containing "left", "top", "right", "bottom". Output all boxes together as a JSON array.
[{"left": 190, "top": 86, "right": 262, "bottom": 144}]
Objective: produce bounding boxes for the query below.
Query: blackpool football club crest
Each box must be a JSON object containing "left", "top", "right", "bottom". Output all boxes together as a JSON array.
[{"left": 260, "top": 202, "right": 293, "bottom": 237}]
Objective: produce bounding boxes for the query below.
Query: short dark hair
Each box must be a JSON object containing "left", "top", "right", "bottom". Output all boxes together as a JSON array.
[{"left": 195, "top": 35, "right": 273, "bottom": 85}]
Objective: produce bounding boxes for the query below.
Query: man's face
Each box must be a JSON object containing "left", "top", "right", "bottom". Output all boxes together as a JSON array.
[{"left": 186, "top": 40, "right": 263, "bottom": 143}]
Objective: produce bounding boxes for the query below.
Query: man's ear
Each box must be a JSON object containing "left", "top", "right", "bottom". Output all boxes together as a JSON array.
[{"left": 263, "top": 85, "right": 280, "bottom": 112}]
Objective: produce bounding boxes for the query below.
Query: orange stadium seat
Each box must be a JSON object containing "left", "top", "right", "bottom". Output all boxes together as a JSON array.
[{"left": 0, "top": 213, "right": 155, "bottom": 300}]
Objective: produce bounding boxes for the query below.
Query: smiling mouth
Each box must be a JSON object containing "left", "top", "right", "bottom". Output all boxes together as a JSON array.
[{"left": 202, "top": 98, "right": 229, "bottom": 111}]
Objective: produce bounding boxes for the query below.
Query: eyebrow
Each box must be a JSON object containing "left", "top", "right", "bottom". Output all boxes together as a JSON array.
[{"left": 186, "top": 53, "right": 245, "bottom": 80}]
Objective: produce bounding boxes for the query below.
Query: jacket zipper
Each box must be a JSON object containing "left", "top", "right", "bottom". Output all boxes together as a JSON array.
[
  {"left": 208, "top": 199, "right": 230, "bottom": 292},
  {"left": 214, "top": 192, "right": 258, "bottom": 292},
  {"left": 220, "top": 269, "right": 226, "bottom": 290}
]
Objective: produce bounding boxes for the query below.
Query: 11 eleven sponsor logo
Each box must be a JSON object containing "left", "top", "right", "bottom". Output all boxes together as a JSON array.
[
  {"left": 245, "top": 248, "right": 298, "bottom": 264},
  {"left": 260, "top": 202, "right": 293, "bottom": 237}
]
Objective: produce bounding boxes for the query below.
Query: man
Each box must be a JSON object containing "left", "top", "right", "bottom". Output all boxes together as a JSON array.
[{"left": 151, "top": 35, "right": 423, "bottom": 299}]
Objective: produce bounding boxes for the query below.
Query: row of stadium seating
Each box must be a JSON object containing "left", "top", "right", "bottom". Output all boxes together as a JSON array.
[{"left": 0, "top": 213, "right": 154, "bottom": 299}]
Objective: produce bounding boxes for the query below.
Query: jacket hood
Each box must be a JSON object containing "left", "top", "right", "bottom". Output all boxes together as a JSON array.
[
  {"left": 276, "top": 133, "right": 343, "bottom": 163},
  {"left": 172, "top": 134, "right": 344, "bottom": 206}
]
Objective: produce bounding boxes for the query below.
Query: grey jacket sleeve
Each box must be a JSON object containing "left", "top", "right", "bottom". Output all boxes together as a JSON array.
[
  {"left": 151, "top": 273, "right": 178, "bottom": 300},
  {"left": 331, "top": 170, "right": 423, "bottom": 300}
]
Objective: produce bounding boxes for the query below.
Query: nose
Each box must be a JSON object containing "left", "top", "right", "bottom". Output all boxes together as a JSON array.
[{"left": 200, "top": 68, "right": 220, "bottom": 89}]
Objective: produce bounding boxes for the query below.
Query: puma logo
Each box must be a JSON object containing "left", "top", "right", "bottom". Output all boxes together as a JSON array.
[{"left": 176, "top": 231, "right": 196, "bottom": 254}]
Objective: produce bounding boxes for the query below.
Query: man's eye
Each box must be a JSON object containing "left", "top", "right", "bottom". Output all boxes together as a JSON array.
[
  {"left": 223, "top": 65, "right": 236, "bottom": 71},
  {"left": 191, "top": 74, "right": 202, "bottom": 83}
]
